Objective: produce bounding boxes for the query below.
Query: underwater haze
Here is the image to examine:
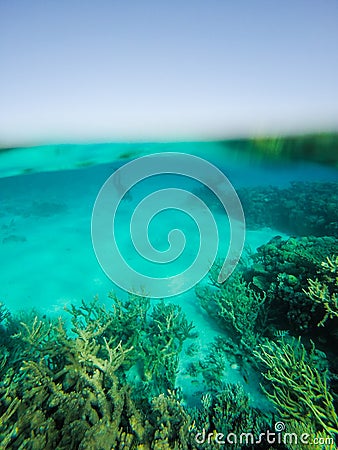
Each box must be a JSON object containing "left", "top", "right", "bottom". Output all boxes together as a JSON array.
[{"left": 0, "top": 139, "right": 338, "bottom": 449}]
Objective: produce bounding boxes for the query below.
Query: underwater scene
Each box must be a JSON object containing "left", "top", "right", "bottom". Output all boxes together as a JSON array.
[{"left": 0, "top": 136, "right": 338, "bottom": 449}]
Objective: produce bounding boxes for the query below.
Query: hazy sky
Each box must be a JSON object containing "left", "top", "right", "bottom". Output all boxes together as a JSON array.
[{"left": 1, "top": 0, "right": 338, "bottom": 144}]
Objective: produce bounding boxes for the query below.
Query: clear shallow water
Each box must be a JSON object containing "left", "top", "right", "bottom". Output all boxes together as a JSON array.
[
  {"left": 1, "top": 143, "right": 336, "bottom": 315},
  {"left": 0, "top": 141, "right": 338, "bottom": 426}
]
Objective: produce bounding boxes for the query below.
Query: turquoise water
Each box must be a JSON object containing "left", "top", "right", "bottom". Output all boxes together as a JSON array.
[
  {"left": 1, "top": 142, "right": 336, "bottom": 313},
  {"left": 1, "top": 141, "right": 338, "bottom": 448}
]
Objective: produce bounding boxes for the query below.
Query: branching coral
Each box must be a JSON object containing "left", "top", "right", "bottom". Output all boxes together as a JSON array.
[
  {"left": 286, "top": 419, "right": 337, "bottom": 450},
  {"left": 190, "top": 383, "right": 270, "bottom": 450},
  {"left": 304, "top": 256, "right": 338, "bottom": 326},
  {"left": 0, "top": 295, "right": 197, "bottom": 449},
  {"left": 254, "top": 337, "right": 338, "bottom": 437},
  {"left": 151, "top": 389, "right": 193, "bottom": 449},
  {"left": 0, "top": 307, "right": 136, "bottom": 449},
  {"left": 196, "top": 267, "right": 267, "bottom": 353},
  {"left": 196, "top": 336, "right": 252, "bottom": 392},
  {"left": 0, "top": 303, "right": 10, "bottom": 326},
  {"left": 140, "top": 301, "right": 195, "bottom": 394}
]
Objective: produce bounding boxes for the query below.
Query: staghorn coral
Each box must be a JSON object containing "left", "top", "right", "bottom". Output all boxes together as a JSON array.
[
  {"left": 190, "top": 383, "right": 270, "bottom": 450},
  {"left": 151, "top": 389, "right": 193, "bottom": 449},
  {"left": 196, "top": 266, "right": 267, "bottom": 354},
  {"left": 285, "top": 419, "right": 337, "bottom": 450},
  {"left": 0, "top": 310, "right": 136, "bottom": 449},
  {"left": 139, "top": 301, "right": 195, "bottom": 396},
  {"left": 304, "top": 256, "right": 338, "bottom": 327},
  {"left": 5, "top": 272, "right": 337, "bottom": 449},
  {"left": 198, "top": 336, "right": 253, "bottom": 391},
  {"left": 254, "top": 336, "right": 338, "bottom": 438},
  {"left": 0, "top": 295, "right": 198, "bottom": 449}
]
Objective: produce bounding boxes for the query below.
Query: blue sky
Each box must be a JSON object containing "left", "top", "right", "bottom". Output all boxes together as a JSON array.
[{"left": 1, "top": 0, "right": 337, "bottom": 145}]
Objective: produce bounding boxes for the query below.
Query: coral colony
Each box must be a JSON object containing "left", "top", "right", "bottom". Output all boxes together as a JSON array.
[{"left": 0, "top": 159, "right": 338, "bottom": 448}]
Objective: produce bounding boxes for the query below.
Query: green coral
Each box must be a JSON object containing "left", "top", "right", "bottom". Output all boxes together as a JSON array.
[
  {"left": 2, "top": 239, "right": 337, "bottom": 449},
  {"left": 0, "top": 312, "right": 135, "bottom": 448},
  {"left": 0, "top": 295, "right": 196, "bottom": 449},
  {"left": 0, "top": 303, "right": 10, "bottom": 326},
  {"left": 151, "top": 389, "right": 193, "bottom": 449},
  {"left": 139, "top": 301, "right": 195, "bottom": 395},
  {"left": 249, "top": 235, "right": 338, "bottom": 333},
  {"left": 304, "top": 256, "right": 338, "bottom": 326},
  {"left": 285, "top": 419, "right": 337, "bottom": 450},
  {"left": 196, "top": 267, "right": 267, "bottom": 354},
  {"left": 193, "top": 336, "right": 250, "bottom": 390},
  {"left": 254, "top": 336, "right": 338, "bottom": 437},
  {"left": 190, "top": 384, "right": 270, "bottom": 450}
]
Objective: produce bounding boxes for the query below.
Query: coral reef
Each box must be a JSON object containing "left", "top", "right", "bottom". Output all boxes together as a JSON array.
[
  {"left": 1, "top": 243, "right": 338, "bottom": 448},
  {"left": 248, "top": 235, "right": 338, "bottom": 333},
  {"left": 2, "top": 293, "right": 313, "bottom": 450},
  {"left": 285, "top": 420, "right": 337, "bottom": 450},
  {"left": 190, "top": 383, "right": 270, "bottom": 450},
  {"left": 238, "top": 182, "right": 338, "bottom": 237},
  {"left": 0, "top": 295, "right": 196, "bottom": 449},
  {"left": 194, "top": 181, "right": 338, "bottom": 237},
  {"left": 140, "top": 301, "right": 195, "bottom": 395},
  {"left": 254, "top": 336, "right": 338, "bottom": 437},
  {"left": 195, "top": 247, "right": 338, "bottom": 449},
  {"left": 196, "top": 265, "right": 267, "bottom": 354},
  {"left": 304, "top": 256, "right": 338, "bottom": 327}
]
